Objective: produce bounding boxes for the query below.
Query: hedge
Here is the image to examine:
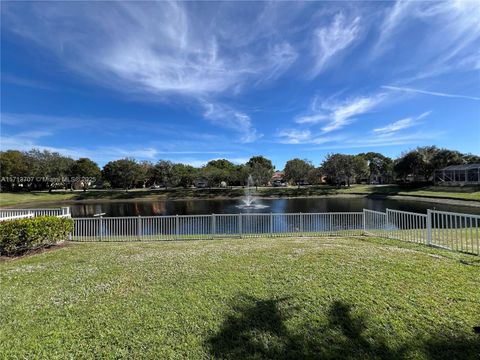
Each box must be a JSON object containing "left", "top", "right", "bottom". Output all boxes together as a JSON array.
[{"left": 0, "top": 216, "right": 74, "bottom": 256}]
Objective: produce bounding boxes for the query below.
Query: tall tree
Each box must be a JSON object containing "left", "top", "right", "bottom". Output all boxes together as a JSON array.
[
  {"left": 27, "top": 149, "right": 74, "bottom": 191},
  {"left": 172, "top": 163, "right": 197, "bottom": 188},
  {"left": 284, "top": 158, "right": 314, "bottom": 186},
  {"left": 246, "top": 156, "right": 274, "bottom": 187},
  {"left": 69, "top": 158, "right": 101, "bottom": 191},
  {"left": 154, "top": 160, "right": 175, "bottom": 189},
  {"left": 0, "top": 150, "right": 30, "bottom": 191},
  {"left": 358, "top": 152, "right": 393, "bottom": 183},
  {"left": 352, "top": 155, "right": 369, "bottom": 183},
  {"left": 394, "top": 151, "right": 423, "bottom": 181},
  {"left": 102, "top": 158, "right": 139, "bottom": 190},
  {"left": 321, "top": 154, "right": 356, "bottom": 187},
  {"left": 416, "top": 146, "right": 439, "bottom": 180}
]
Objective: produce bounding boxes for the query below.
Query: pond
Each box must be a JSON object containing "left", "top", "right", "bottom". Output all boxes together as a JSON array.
[{"left": 67, "top": 197, "right": 480, "bottom": 217}]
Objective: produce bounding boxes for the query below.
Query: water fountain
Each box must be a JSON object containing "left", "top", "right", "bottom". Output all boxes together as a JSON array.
[{"left": 236, "top": 175, "right": 269, "bottom": 210}]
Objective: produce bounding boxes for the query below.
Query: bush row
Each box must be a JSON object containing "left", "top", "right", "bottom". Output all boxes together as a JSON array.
[{"left": 0, "top": 216, "right": 74, "bottom": 256}]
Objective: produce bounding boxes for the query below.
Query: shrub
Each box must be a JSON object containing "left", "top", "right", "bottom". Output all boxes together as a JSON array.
[{"left": 0, "top": 216, "right": 74, "bottom": 256}]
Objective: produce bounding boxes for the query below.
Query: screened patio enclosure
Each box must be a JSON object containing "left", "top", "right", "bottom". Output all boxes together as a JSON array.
[{"left": 434, "top": 163, "right": 480, "bottom": 186}]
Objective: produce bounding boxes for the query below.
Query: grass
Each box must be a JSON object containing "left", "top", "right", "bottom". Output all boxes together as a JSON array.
[
  {"left": 1, "top": 184, "right": 480, "bottom": 207},
  {"left": 339, "top": 184, "right": 480, "bottom": 201},
  {"left": 1, "top": 236, "right": 479, "bottom": 359}
]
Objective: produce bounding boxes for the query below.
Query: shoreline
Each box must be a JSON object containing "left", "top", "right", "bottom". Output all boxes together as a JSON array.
[{"left": 3, "top": 193, "right": 480, "bottom": 209}]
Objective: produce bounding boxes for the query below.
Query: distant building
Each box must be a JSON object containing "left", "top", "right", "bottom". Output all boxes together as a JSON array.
[
  {"left": 271, "top": 171, "right": 284, "bottom": 181},
  {"left": 434, "top": 163, "right": 480, "bottom": 186},
  {"left": 194, "top": 178, "right": 208, "bottom": 188}
]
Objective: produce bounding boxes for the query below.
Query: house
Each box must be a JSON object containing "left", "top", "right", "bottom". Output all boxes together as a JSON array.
[
  {"left": 193, "top": 178, "right": 208, "bottom": 188},
  {"left": 434, "top": 163, "right": 480, "bottom": 186}
]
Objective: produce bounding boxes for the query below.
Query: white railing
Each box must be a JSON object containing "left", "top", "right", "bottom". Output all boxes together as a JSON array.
[
  {"left": 364, "top": 208, "right": 478, "bottom": 255},
  {"left": 0, "top": 207, "right": 70, "bottom": 219},
  {"left": 363, "top": 209, "right": 388, "bottom": 238},
  {"left": 429, "top": 209, "right": 480, "bottom": 255},
  {"left": 0, "top": 213, "right": 35, "bottom": 222},
  {"left": 386, "top": 208, "right": 428, "bottom": 244},
  {"left": 72, "top": 212, "right": 365, "bottom": 242},
  {"left": 5, "top": 206, "right": 473, "bottom": 256}
]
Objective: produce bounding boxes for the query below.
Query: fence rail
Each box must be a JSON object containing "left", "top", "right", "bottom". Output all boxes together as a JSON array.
[
  {"left": 0, "top": 207, "right": 70, "bottom": 219},
  {"left": 3, "top": 206, "right": 477, "bottom": 255},
  {"left": 71, "top": 212, "right": 365, "bottom": 242}
]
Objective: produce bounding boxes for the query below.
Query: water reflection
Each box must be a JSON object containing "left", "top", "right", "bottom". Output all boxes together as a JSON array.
[{"left": 69, "top": 197, "right": 480, "bottom": 218}]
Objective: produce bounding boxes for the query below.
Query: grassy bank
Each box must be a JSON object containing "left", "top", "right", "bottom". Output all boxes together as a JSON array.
[
  {"left": 1, "top": 184, "right": 479, "bottom": 207},
  {"left": 1, "top": 237, "right": 479, "bottom": 359}
]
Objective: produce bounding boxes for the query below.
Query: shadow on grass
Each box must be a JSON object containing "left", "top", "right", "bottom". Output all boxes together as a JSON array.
[{"left": 207, "top": 296, "right": 479, "bottom": 360}]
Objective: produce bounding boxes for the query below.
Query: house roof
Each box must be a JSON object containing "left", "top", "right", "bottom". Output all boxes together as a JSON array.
[{"left": 440, "top": 163, "right": 480, "bottom": 171}]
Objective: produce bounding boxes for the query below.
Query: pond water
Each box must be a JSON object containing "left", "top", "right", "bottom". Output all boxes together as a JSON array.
[{"left": 67, "top": 197, "right": 480, "bottom": 217}]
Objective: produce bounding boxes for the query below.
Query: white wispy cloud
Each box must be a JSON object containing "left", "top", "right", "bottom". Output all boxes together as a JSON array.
[
  {"left": 2, "top": 2, "right": 299, "bottom": 97},
  {"left": 373, "top": 1, "right": 480, "bottom": 78},
  {"left": 373, "top": 111, "right": 431, "bottom": 135},
  {"left": 310, "top": 13, "right": 362, "bottom": 77},
  {"left": 382, "top": 86, "right": 480, "bottom": 101},
  {"left": 201, "top": 102, "right": 262, "bottom": 143},
  {"left": 276, "top": 129, "right": 312, "bottom": 144},
  {"left": 309, "top": 130, "right": 443, "bottom": 150},
  {"left": 295, "top": 93, "right": 386, "bottom": 133},
  {"left": 1, "top": 2, "right": 303, "bottom": 143},
  {"left": 276, "top": 128, "right": 343, "bottom": 145}
]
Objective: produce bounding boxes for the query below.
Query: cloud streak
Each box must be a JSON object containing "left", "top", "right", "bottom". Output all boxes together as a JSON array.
[
  {"left": 310, "top": 13, "right": 361, "bottom": 77},
  {"left": 295, "top": 93, "right": 386, "bottom": 133},
  {"left": 201, "top": 102, "right": 262, "bottom": 143},
  {"left": 373, "top": 111, "right": 431, "bottom": 135},
  {"left": 382, "top": 86, "right": 480, "bottom": 101}
]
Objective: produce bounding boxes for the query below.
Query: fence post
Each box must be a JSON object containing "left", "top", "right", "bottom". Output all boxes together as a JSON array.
[
  {"left": 362, "top": 209, "right": 366, "bottom": 235},
  {"left": 299, "top": 212, "right": 304, "bottom": 236},
  {"left": 211, "top": 213, "right": 216, "bottom": 239},
  {"left": 426, "top": 209, "right": 432, "bottom": 246},
  {"left": 62, "top": 206, "right": 70, "bottom": 216},
  {"left": 270, "top": 213, "right": 273, "bottom": 237},
  {"left": 176, "top": 215, "right": 180, "bottom": 239},
  {"left": 137, "top": 215, "right": 142, "bottom": 241},
  {"left": 238, "top": 213, "right": 242, "bottom": 238},
  {"left": 99, "top": 216, "right": 103, "bottom": 241}
]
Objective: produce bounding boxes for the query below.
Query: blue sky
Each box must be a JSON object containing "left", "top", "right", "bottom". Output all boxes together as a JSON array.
[{"left": 1, "top": 1, "right": 479, "bottom": 169}]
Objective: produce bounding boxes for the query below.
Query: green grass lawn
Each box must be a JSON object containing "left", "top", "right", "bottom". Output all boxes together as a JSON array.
[
  {"left": 1, "top": 237, "right": 479, "bottom": 359},
  {"left": 1, "top": 184, "right": 479, "bottom": 207}
]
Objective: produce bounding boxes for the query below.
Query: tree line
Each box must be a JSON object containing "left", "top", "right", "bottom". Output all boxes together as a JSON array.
[{"left": 0, "top": 146, "right": 478, "bottom": 191}]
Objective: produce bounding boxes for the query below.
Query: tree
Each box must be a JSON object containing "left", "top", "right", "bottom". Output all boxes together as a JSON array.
[
  {"left": 284, "top": 158, "right": 314, "bottom": 186},
  {"left": 0, "top": 150, "right": 30, "bottom": 191},
  {"left": 416, "top": 146, "right": 439, "bottom": 180},
  {"left": 463, "top": 153, "right": 480, "bottom": 163},
  {"left": 352, "top": 155, "right": 369, "bottom": 184},
  {"left": 136, "top": 161, "right": 155, "bottom": 188},
  {"left": 394, "top": 151, "right": 423, "bottom": 181},
  {"left": 69, "top": 158, "right": 101, "bottom": 191},
  {"left": 321, "top": 154, "right": 355, "bottom": 187},
  {"left": 172, "top": 163, "right": 197, "bottom": 188},
  {"left": 431, "top": 149, "right": 465, "bottom": 170},
  {"left": 154, "top": 160, "right": 175, "bottom": 188},
  {"left": 358, "top": 152, "right": 393, "bottom": 184},
  {"left": 102, "top": 158, "right": 139, "bottom": 190},
  {"left": 26, "top": 149, "right": 74, "bottom": 192},
  {"left": 307, "top": 167, "right": 323, "bottom": 185},
  {"left": 204, "top": 159, "right": 236, "bottom": 186},
  {"left": 246, "top": 156, "right": 274, "bottom": 187}
]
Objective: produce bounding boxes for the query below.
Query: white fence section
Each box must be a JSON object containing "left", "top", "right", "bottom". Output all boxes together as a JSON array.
[
  {"left": 386, "top": 208, "right": 428, "bottom": 244},
  {"left": 71, "top": 212, "right": 365, "bottom": 242},
  {"left": 0, "top": 213, "right": 35, "bottom": 222},
  {"left": 4, "top": 206, "right": 476, "bottom": 255},
  {"left": 429, "top": 209, "right": 480, "bottom": 255},
  {"left": 0, "top": 207, "right": 71, "bottom": 220}
]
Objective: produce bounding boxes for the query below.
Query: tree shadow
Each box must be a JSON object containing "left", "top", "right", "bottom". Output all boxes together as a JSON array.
[{"left": 207, "top": 295, "right": 479, "bottom": 360}]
